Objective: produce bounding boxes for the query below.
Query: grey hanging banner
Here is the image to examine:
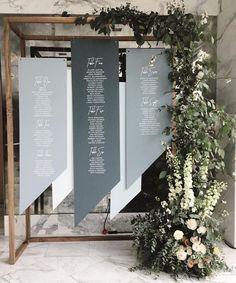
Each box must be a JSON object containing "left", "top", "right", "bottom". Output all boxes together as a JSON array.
[
  {"left": 19, "top": 58, "right": 67, "bottom": 213},
  {"left": 126, "top": 48, "right": 172, "bottom": 187},
  {"left": 71, "top": 40, "right": 120, "bottom": 225}
]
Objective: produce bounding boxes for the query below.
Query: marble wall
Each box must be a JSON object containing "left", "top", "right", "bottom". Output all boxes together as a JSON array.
[
  {"left": 217, "top": 0, "right": 236, "bottom": 248},
  {"left": 0, "top": 0, "right": 218, "bottom": 15}
]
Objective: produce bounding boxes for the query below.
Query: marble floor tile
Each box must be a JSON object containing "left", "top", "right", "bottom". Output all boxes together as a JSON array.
[
  {"left": 0, "top": 236, "right": 235, "bottom": 283},
  {"left": 45, "top": 242, "right": 90, "bottom": 257}
]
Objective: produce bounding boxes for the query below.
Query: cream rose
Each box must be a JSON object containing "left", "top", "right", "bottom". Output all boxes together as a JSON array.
[
  {"left": 176, "top": 248, "right": 187, "bottom": 261},
  {"left": 190, "top": 236, "right": 200, "bottom": 244},
  {"left": 199, "top": 243, "right": 207, "bottom": 254},
  {"left": 197, "top": 226, "right": 207, "bottom": 234},
  {"left": 192, "top": 243, "right": 206, "bottom": 254},
  {"left": 186, "top": 219, "right": 198, "bottom": 230},
  {"left": 213, "top": 246, "right": 221, "bottom": 257},
  {"left": 173, "top": 230, "right": 184, "bottom": 240}
]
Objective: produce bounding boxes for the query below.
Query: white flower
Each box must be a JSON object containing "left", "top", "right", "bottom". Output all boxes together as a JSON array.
[
  {"left": 192, "top": 60, "right": 203, "bottom": 72},
  {"left": 180, "top": 154, "right": 195, "bottom": 210},
  {"left": 197, "top": 50, "right": 210, "bottom": 62},
  {"left": 200, "top": 11, "right": 208, "bottom": 26},
  {"left": 191, "top": 207, "right": 197, "bottom": 213},
  {"left": 187, "top": 246, "right": 192, "bottom": 255},
  {"left": 197, "top": 226, "right": 207, "bottom": 234},
  {"left": 173, "top": 230, "right": 184, "bottom": 240},
  {"left": 213, "top": 246, "right": 221, "bottom": 257},
  {"left": 199, "top": 243, "right": 207, "bottom": 254},
  {"left": 201, "top": 17, "right": 208, "bottom": 25},
  {"left": 186, "top": 219, "right": 198, "bottom": 230},
  {"left": 222, "top": 210, "right": 229, "bottom": 217},
  {"left": 176, "top": 248, "right": 187, "bottom": 261},
  {"left": 197, "top": 71, "right": 204, "bottom": 80},
  {"left": 190, "top": 236, "right": 200, "bottom": 244},
  {"left": 166, "top": 208, "right": 171, "bottom": 214},
  {"left": 161, "top": 201, "right": 168, "bottom": 208},
  {"left": 192, "top": 90, "right": 203, "bottom": 101},
  {"left": 198, "top": 259, "right": 204, "bottom": 268},
  {"left": 192, "top": 243, "right": 206, "bottom": 254}
]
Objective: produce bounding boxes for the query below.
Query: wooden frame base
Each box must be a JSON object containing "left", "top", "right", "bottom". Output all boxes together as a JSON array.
[{"left": 29, "top": 235, "right": 133, "bottom": 243}]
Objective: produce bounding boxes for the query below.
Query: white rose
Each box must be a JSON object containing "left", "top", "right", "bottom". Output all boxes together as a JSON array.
[
  {"left": 192, "top": 243, "right": 206, "bottom": 254},
  {"left": 186, "top": 219, "right": 198, "bottom": 230},
  {"left": 197, "top": 71, "right": 204, "bottom": 80},
  {"left": 176, "top": 248, "right": 187, "bottom": 261},
  {"left": 192, "top": 243, "right": 201, "bottom": 252},
  {"left": 197, "top": 226, "right": 207, "bottom": 234},
  {"left": 199, "top": 243, "right": 207, "bottom": 254},
  {"left": 173, "top": 230, "right": 184, "bottom": 240}
]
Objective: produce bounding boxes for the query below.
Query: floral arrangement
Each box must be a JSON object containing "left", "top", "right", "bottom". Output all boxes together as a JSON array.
[
  {"left": 132, "top": 150, "right": 230, "bottom": 278},
  {"left": 75, "top": 0, "right": 235, "bottom": 279}
]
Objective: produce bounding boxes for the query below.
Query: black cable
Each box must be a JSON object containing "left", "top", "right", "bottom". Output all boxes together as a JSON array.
[{"left": 102, "top": 198, "right": 110, "bottom": 234}]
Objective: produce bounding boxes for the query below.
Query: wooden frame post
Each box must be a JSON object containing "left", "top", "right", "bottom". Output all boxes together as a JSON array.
[
  {"left": 4, "top": 17, "right": 16, "bottom": 264},
  {"left": 0, "top": 40, "right": 4, "bottom": 235}
]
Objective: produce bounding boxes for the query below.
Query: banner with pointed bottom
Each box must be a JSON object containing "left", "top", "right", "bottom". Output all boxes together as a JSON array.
[
  {"left": 126, "top": 48, "right": 172, "bottom": 188},
  {"left": 71, "top": 40, "right": 120, "bottom": 225},
  {"left": 19, "top": 58, "right": 67, "bottom": 213}
]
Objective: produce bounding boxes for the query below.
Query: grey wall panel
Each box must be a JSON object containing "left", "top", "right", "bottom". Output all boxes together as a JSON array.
[
  {"left": 126, "top": 48, "right": 172, "bottom": 187},
  {"left": 19, "top": 58, "right": 67, "bottom": 213},
  {"left": 71, "top": 40, "right": 120, "bottom": 225}
]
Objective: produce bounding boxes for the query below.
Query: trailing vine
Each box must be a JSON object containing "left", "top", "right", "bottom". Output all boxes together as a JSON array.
[{"left": 75, "top": 1, "right": 235, "bottom": 279}]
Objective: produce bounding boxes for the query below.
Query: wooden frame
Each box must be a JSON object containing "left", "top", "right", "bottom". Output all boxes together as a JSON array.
[
  {"left": 0, "top": 49, "right": 4, "bottom": 235},
  {"left": 3, "top": 15, "right": 157, "bottom": 265}
]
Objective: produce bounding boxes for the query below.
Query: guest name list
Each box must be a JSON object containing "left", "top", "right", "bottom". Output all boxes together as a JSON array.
[
  {"left": 85, "top": 58, "right": 107, "bottom": 174},
  {"left": 139, "top": 65, "right": 160, "bottom": 136},
  {"left": 32, "top": 75, "right": 55, "bottom": 177}
]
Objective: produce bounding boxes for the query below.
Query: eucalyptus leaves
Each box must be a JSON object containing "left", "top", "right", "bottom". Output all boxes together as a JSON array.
[{"left": 75, "top": 0, "right": 235, "bottom": 279}]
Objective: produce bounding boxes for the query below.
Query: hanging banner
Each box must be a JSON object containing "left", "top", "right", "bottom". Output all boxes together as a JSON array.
[
  {"left": 71, "top": 40, "right": 120, "bottom": 225},
  {"left": 52, "top": 68, "right": 73, "bottom": 209},
  {"left": 126, "top": 48, "right": 172, "bottom": 188},
  {"left": 19, "top": 58, "right": 67, "bottom": 213},
  {"left": 110, "top": 83, "right": 141, "bottom": 219}
]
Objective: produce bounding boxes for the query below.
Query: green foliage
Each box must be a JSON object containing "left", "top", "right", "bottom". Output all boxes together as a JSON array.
[{"left": 75, "top": 0, "right": 235, "bottom": 279}]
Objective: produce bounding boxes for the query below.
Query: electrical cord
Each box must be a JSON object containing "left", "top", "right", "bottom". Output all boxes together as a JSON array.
[{"left": 102, "top": 198, "right": 110, "bottom": 234}]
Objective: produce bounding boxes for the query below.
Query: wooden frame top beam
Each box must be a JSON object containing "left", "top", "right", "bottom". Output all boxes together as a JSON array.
[
  {"left": 7, "top": 16, "right": 77, "bottom": 24},
  {"left": 6, "top": 16, "right": 157, "bottom": 42},
  {"left": 7, "top": 16, "right": 92, "bottom": 24},
  {"left": 24, "top": 34, "right": 156, "bottom": 41}
]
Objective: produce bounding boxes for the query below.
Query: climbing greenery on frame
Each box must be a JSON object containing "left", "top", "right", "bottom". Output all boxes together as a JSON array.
[{"left": 75, "top": 0, "right": 235, "bottom": 279}]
